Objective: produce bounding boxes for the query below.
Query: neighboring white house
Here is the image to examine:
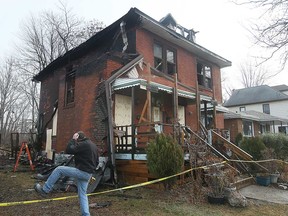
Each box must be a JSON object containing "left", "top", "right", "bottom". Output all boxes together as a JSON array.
[{"left": 223, "top": 85, "right": 288, "bottom": 134}]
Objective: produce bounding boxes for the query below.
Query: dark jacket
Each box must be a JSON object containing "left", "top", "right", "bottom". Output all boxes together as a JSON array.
[{"left": 66, "top": 137, "right": 98, "bottom": 174}]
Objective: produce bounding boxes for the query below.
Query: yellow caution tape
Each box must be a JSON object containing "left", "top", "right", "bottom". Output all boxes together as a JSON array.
[
  {"left": 229, "top": 158, "right": 288, "bottom": 164},
  {"left": 2, "top": 158, "right": 287, "bottom": 207},
  {"left": 0, "top": 161, "right": 227, "bottom": 207}
]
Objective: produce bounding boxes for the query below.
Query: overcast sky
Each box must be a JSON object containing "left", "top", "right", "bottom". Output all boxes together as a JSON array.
[{"left": 0, "top": 0, "right": 287, "bottom": 92}]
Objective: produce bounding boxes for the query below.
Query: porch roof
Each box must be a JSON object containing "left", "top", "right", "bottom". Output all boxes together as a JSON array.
[
  {"left": 112, "top": 78, "right": 196, "bottom": 99},
  {"left": 224, "top": 110, "right": 288, "bottom": 124}
]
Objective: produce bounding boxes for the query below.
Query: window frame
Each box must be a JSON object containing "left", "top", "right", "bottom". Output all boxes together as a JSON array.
[
  {"left": 262, "top": 103, "right": 270, "bottom": 114},
  {"left": 197, "top": 62, "right": 212, "bottom": 89},
  {"left": 65, "top": 70, "right": 76, "bottom": 106},
  {"left": 239, "top": 106, "right": 246, "bottom": 112},
  {"left": 242, "top": 120, "right": 254, "bottom": 137},
  {"left": 153, "top": 42, "right": 177, "bottom": 75}
]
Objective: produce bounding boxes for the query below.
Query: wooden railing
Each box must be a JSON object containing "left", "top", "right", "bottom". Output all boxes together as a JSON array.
[
  {"left": 211, "top": 130, "right": 253, "bottom": 161},
  {"left": 114, "top": 122, "right": 184, "bottom": 157}
]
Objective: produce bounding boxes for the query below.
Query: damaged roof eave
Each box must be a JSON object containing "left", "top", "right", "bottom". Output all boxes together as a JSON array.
[
  {"left": 33, "top": 7, "right": 231, "bottom": 82},
  {"left": 138, "top": 14, "right": 231, "bottom": 68}
]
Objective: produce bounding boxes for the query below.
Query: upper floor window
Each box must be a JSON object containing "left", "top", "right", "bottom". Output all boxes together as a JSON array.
[
  {"left": 197, "top": 62, "right": 212, "bottom": 89},
  {"left": 240, "top": 106, "right": 246, "bottom": 112},
  {"left": 263, "top": 103, "right": 270, "bottom": 114},
  {"left": 153, "top": 43, "right": 176, "bottom": 75},
  {"left": 65, "top": 70, "right": 76, "bottom": 105}
]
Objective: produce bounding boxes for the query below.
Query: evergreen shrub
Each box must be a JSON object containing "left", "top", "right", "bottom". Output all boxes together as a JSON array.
[{"left": 146, "top": 133, "right": 184, "bottom": 190}]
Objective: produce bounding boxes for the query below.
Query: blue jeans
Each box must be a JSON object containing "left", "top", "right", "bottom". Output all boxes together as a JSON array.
[{"left": 42, "top": 166, "right": 92, "bottom": 216}]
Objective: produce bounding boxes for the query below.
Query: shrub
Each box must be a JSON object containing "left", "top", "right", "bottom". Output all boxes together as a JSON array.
[
  {"left": 235, "top": 133, "right": 243, "bottom": 146},
  {"left": 240, "top": 137, "right": 266, "bottom": 160},
  {"left": 261, "top": 133, "right": 288, "bottom": 160},
  {"left": 146, "top": 133, "right": 184, "bottom": 190}
]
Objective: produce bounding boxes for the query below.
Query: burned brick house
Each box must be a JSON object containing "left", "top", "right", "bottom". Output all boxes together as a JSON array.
[{"left": 33, "top": 8, "right": 239, "bottom": 183}]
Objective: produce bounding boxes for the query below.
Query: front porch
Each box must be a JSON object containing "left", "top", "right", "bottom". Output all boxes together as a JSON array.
[{"left": 112, "top": 120, "right": 254, "bottom": 184}]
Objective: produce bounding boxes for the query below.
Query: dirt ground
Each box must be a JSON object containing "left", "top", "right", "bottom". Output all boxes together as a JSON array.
[
  {"left": 0, "top": 154, "right": 205, "bottom": 216},
  {"left": 2, "top": 155, "right": 288, "bottom": 216}
]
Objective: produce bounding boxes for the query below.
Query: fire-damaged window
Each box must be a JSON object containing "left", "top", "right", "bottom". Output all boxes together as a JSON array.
[
  {"left": 197, "top": 62, "right": 212, "bottom": 89},
  {"left": 153, "top": 42, "right": 176, "bottom": 75},
  {"left": 65, "top": 70, "right": 76, "bottom": 105}
]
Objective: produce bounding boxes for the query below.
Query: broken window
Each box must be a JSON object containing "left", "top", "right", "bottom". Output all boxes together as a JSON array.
[
  {"left": 154, "top": 43, "right": 163, "bottom": 71},
  {"left": 166, "top": 49, "right": 176, "bottom": 75},
  {"left": 65, "top": 70, "right": 76, "bottom": 105},
  {"left": 197, "top": 62, "right": 212, "bottom": 89},
  {"left": 153, "top": 43, "right": 176, "bottom": 75}
]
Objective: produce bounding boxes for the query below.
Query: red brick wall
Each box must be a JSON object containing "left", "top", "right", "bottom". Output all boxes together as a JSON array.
[
  {"left": 224, "top": 119, "right": 242, "bottom": 143},
  {"left": 135, "top": 28, "right": 223, "bottom": 130},
  {"left": 253, "top": 122, "right": 260, "bottom": 137},
  {"left": 39, "top": 26, "right": 226, "bottom": 151},
  {"left": 136, "top": 29, "right": 198, "bottom": 89},
  {"left": 56, "top": 66, "right": 101, "bottom": 150},
  {"left": 39, "top": 52, "right": 123, "bottom": 151}
]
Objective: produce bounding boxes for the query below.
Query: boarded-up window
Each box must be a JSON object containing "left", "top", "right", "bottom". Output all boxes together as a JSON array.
[
  {"left": 178, "top": 105, "right": 185, "bottom": 125},
  {"left": 114, "top": 94, "right": 132, "bottom": 145}
]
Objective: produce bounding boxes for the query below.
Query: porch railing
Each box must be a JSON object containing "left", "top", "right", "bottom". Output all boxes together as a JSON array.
[{"left": 114, "top": 122, "right": 185, "bottom": 159}]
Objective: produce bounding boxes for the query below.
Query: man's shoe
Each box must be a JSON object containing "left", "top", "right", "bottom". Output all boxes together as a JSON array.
[{"left": 34, "top": 183, "right": 48, "bottom": 197}]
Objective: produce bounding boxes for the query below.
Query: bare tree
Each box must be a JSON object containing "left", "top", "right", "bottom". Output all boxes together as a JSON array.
[
  {"left": 15, "top": 1, "right": 105, "bottom": 134},
  {"left": 234, "top": 0, "right": 288, "bottom": 70},
  {"left": 0, "top": 58, "right": 29, "bottom": 145},
  {"left": 17, "top": 1, "right": 105, "bottom": 72},
  {"left": 239, "top": 60, "right": 271, "bottom": 87},
  {"left": 222, "top": 84, "right": 235, "bottom": 102}
]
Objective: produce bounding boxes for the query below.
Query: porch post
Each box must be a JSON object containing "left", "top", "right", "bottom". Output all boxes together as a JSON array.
[
  {"left": 147, "top": 64, "right": 151, "bottom": 122},
  {"left": 173, "top": 73, "right": 179, "bottom": 139},
  {"left": 196, "top": 78, "right": 200, "bottom": 131},
  {"left": 212, "top": 84, "right": 217, "bottom": 129},
  {"left": 105, "top": 81, "right": 117, "bottom": 182},
  {"left": 131, "top": 86, "right": 135, "bottom": 160},
  {"left": 204, "top": 101, "right": 208, "bottom": 128}
]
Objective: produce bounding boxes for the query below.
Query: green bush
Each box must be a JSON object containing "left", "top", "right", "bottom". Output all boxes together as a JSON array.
[
  {"left": 261, "top": 133, "right": 288, "bottom": 160},
  {"left": 240, "top": 137, "right": 266, "bottom": 160},
  {"left": 146, "top": 133, "right": 184, "bottom": 190},
  {"left": 235, "top": 133, "right": 243, "bottom": 146}
]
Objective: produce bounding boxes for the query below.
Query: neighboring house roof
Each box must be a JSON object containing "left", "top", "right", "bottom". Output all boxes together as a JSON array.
[
  {"left": 243, "top": 110, "right": 288, "bottom": 123},
  {"left": 271, "top": 84, "right": 288, "bottom": 92},
  {"left": 224, "top": 110, "right": 259, "bottom": 121},
  {"left": 224, "top": 110, "right": 288, "bottom": 124},
  {"left": 33, "top": 7, "right": 231, "bottom": 82},
  {"left": 223, "top": 85, "right": 288, "bottom": 107}
]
